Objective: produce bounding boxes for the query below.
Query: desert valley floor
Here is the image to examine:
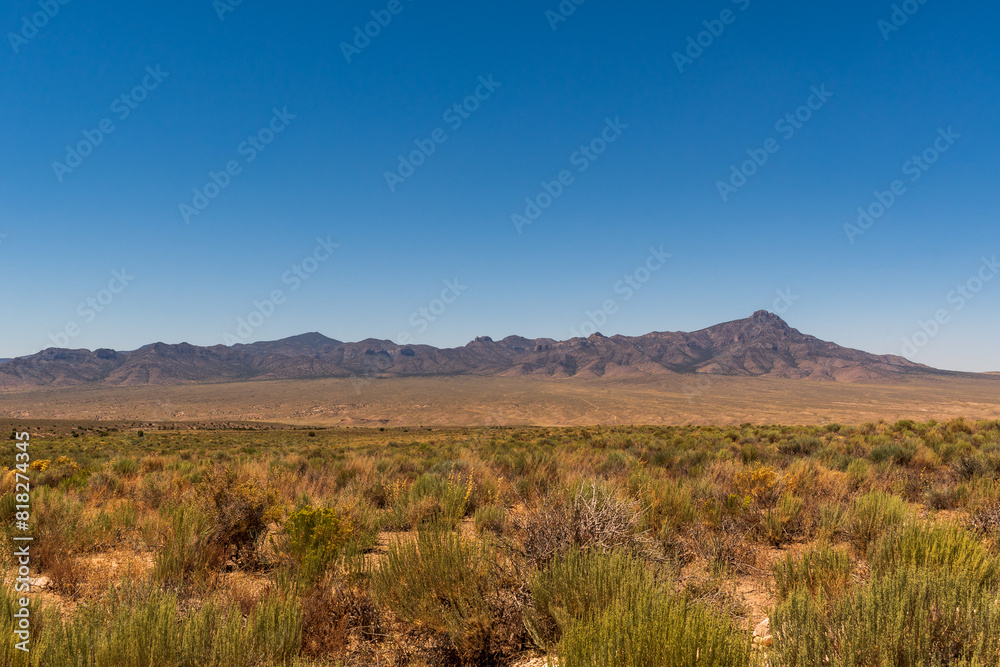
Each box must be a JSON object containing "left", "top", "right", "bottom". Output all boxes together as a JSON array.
[{"left": 1, "top": 373, "right": 999, "bottom": 427}]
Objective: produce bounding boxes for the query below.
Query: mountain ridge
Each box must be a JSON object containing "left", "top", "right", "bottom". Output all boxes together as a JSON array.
[{"left": 0, "top": 311, "right": 971, "bottom": 391}]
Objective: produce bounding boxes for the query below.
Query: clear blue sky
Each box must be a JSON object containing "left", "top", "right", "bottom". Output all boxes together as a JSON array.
[{"left": 2, "top": 0, "right": 998, "bottom": 371}]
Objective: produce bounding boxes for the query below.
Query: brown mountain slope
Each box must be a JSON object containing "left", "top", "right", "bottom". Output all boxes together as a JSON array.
[{"left": 0, "top": 311, "right": 963, "bottom": 390}]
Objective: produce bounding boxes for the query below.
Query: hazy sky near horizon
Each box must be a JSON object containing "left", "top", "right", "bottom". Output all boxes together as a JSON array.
[{"left": 2, "top": 1, "right": 999, "bottom": 371}]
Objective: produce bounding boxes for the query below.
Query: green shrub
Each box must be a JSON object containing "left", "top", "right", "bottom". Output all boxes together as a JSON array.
[
  {"left": 439, "top": 469, "right": 476, "bottom": 527},
  {"left": 848, "top": 490, "right": 909, "bottom": 555},
  {"left": 10, "top": 581, "right": 302, "bottom": 667},
  {"left": 869, "top": 522, "right": 999, "bottom": 586},
  {"left": 646, "top": 479, "right": 696, "bottom": 538},
  {"left": 473, "top": 504, "right": 506, "bottom": 535},
  {"left": 0, "top": 575, "right": 52, "bottom": 666},
  {"left": 33, "top": 487, "right": 94, "bottom": 593},
  {"left": 816, "top": 502, "right": 848, "bottom": 541},
  {"left": 845, "top": 458, "right": 868, "bottom": 490},
  {"left": 89, "top": 470, "right": 125, "bottom": 497},
  {"left": 739, "top": 443, "right": 760, "bottom": 464},
  {"left": 874, "top": 438, "right": 920, "bottom": 467},
  {"left": 769, "top": 585, "right": 834, "bottom": 667},
  {"left": 139, "top": 474, "right": 169, "bottom": 510},
  {"left": 153, "top": 505, "right": 214, "bottom": 590},
  {"left": 772, "top": 568, "right": 1000, "bottom": 667},
  {"left": 400, "top": 470, "right": 477, "bottom": 528},
  {"left": 372, "top": 528, "right": 493, "bottom": 659},
  {"left": 525, "top": 548, "right": 652, "bottom": 648},
  {"left": 773, "top": 544, "right": 852, "bottom": 603},
  {"left": 272, "top": 505, "right": 352, "bottom": 583},
  {"left": 371, "top": 527, "right": 513, "bottom": 663},
  {"left": 112, "top": 458, "right": 140, "bottom": 478},
  {"left": 762, "top": 493, "right": 804, "bottom": 546},
  {"left": 779, "top": 436, "right": 821, "bottom": 456},
  {"left": 0, "top": 493, "right": 15, "bottom": 524},
  {"left": 558, "top": 580, "right": 752, "bottom": 667}
]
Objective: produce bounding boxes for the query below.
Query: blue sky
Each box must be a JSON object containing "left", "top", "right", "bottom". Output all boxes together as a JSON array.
[{"left": 2, "top": 0, "right": 998, "bottom": 371}]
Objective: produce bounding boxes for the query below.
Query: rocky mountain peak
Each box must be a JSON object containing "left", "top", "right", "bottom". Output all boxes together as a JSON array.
[{"left": 0, "top": 312, "right": 955, "bottom": 389}]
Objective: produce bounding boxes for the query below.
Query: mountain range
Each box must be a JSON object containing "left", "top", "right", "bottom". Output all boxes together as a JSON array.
[{"left": 0, "top": 311, "right": 972, "bottom": 391}]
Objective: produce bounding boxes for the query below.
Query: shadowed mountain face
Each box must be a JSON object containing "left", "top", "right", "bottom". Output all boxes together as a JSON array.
[{"left": 0, "top": 311, "right": 956, "bottom": 390}]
